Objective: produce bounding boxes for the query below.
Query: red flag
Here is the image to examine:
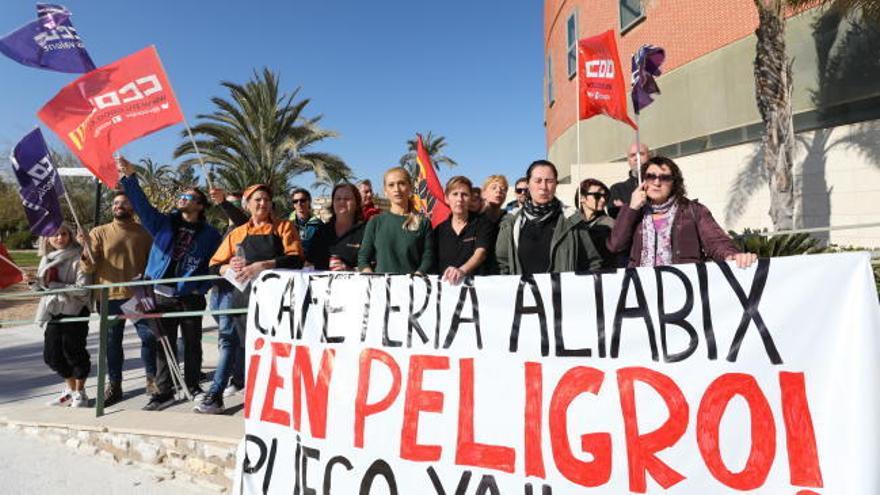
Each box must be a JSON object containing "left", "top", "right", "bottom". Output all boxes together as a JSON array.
[
  {"left": 0, "top": 243, "right": 24, "bottom": 289},
  {"left": 578, "top": 30, "right": 637, "bottom": 129},
  {"left": 38, "top": 45, "right": 184, "bottom": 188},
  {"left": 413, "top": 134, "right": 451, "bottom": 227}
]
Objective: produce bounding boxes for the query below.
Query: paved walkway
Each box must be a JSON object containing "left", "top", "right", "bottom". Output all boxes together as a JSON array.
[
  {"left": 0, "top": 428, "right": 215, "bottom": 494},
  {"left": 0, "top": 316, "right": 244, "bottom": 415}
]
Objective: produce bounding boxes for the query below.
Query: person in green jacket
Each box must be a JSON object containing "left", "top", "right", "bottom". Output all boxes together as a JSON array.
[
  {"left": 358, "top": 166, "right": 434, "bottom": 274},
  {"left": 496, "top": 160, "right": 602, "bottom": 275}
]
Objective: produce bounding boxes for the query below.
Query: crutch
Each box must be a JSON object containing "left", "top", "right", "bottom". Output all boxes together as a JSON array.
[
  {"left": 150, "top": 317, "right": 192, "bottom": 401},
  {"left": 125, "top": 281, "right": 192, "bottom": 401}
]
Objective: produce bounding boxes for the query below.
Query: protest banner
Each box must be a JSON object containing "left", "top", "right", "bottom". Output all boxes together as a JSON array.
[
  {"left": 236, "top": 253, "right": 880, "bottom": 494},
  {"left": 37, "top": 45, "right": 184, "bottom": 188}
]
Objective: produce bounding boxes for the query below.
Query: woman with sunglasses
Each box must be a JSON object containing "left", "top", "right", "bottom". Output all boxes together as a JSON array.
[
  {"left": 608, "top": 156, "right": 757, "bottom": 268},
  {"left": 576, "top": 178, "right": 618, "bottom": 269}
]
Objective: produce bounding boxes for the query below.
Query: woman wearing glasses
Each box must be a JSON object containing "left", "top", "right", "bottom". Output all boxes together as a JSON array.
[
  {"left": 576, "top": 178, "right": 618, "bottom": 269},
  {"left": 608, "top": 156, "right": 757, "bottom": 268}
]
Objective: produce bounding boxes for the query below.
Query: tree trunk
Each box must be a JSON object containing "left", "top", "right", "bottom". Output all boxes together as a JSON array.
[{"left": 754, "top": 0, "right": 797, "bottom": 230}]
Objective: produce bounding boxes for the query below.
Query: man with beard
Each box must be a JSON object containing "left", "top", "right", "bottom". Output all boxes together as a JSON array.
[
  {"left": 77, "top": 191, "right": 153, "bottom": 406},
  {"left": 117, "top": 158, "right": 222, "bottom": 411}
]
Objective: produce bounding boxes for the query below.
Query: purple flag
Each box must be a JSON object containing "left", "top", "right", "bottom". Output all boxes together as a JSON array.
[
  {"left": 10, "top": 128, "right": 66, "bottom": 236},
  {"left": 631, "top": 44, "right": 666, "bottom": 114},
  {"left": 0, "top": 4, "right": 96, "bottom": 73}
]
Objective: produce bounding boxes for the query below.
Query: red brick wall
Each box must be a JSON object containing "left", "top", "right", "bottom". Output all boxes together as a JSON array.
[{"left": 544, "top": 0, "right": 801, "bottom": 148}]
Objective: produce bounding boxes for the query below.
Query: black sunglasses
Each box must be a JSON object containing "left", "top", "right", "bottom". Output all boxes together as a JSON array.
[
  {"left": 515, "top": 188, "right": 527, "bottom": 194},
  {"left": 644, "top": 173, "right": 674, "bottom": 183},
  {"left": 291, "top": 198, "right": 310, "bottom": 204}
]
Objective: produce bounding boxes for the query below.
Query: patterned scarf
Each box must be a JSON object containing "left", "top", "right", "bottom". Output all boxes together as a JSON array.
[
  {"left": 521, "top": 197, "right": 562, "bottom": 225},
  {"left": 639, "top": 196, "right": 678, "bottom": 267}
]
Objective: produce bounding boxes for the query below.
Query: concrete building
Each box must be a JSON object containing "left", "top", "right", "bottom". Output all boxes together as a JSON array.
[{"left": 544, "top": 0, "right": 880, "bottom": 246}]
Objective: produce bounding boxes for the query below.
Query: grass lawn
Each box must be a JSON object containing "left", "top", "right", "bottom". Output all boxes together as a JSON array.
[{"left": 8, "top": 250, "right": 39, "bottom": 268}]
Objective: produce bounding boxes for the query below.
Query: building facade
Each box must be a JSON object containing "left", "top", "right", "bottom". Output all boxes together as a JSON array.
[{"left": 544, "top": 0, "right": 880, "bottom": 246}]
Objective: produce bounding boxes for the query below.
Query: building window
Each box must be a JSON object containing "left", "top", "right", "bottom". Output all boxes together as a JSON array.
[
  {"left": 620, "top": 0, "right": 644, "bottom": 32},
  {"left": 566, "top": 11, "right": 578, "bottom": 79},
  {"left": 546, "top": 55, "right": 555, "bottom": 106}
]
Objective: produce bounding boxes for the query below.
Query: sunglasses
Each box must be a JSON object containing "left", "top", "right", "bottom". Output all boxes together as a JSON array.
[
  {"left": 515, "top": 188, "right": 527, "bottom": 194},
  {"left": 644, "top": 173, "right": 674, "bottom": 183},
  {"left": 583, "top": 192, "right": 607, "bottom": 199},
  {"left": 178, "top": 193, "right": 195, "bottom": 201},
  {"left": 291, "top": 198, "right": 310, "bottom": 205}
]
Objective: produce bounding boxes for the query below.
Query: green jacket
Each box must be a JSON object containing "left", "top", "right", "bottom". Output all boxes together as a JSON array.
[{"left": 495, "top": 205, "right": 602, "bottom": 275}]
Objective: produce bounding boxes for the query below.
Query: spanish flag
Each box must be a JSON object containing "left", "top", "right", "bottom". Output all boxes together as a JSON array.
[{"left": 414, "top": 134, "right": 451, "bottom": 227}]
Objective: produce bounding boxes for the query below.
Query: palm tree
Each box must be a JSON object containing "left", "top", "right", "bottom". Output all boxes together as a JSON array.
[
  {"left": 134, "top": 158, "right": 174, "bottom": 210},
  {"left": 729, "top": 6, "right": 880, "bottom": 235},
  {"left": 787, "top": 0, "right": 880, "bottom": 23},
  {"left": 399, "top": 131, "right": 458, "bottom": 178},
  {"left": 751, "top": 0, "right": 880, "bottom": 230},
  {"left": 173, "top": 68, "right": 350, "bottom": 196}
]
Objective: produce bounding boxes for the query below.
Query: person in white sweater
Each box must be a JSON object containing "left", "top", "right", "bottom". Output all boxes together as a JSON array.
[{"left": 34, "top": 223, "right": 91, "bottom": 408}]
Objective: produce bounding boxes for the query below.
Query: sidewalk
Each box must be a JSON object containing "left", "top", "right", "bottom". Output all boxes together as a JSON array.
[
  {"left": 0, "top": 315, "right": 244, "bottom": 417},
  {"left": 0, "top": 316, "right": 244, "bottom": 491}
]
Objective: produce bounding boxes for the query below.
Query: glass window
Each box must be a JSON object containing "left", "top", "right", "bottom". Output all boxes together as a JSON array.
[
  {"left": 566, "top": 12, "right": 578, "bottom": 78},
  {"left": 620, "top": 0, "right": 644, "bottom": 31},
  {"left": 547, "top": 56, "right": 555, "bottom": 106}
]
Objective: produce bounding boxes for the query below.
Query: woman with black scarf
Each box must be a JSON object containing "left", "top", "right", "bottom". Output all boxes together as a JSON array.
[{"left": 495, "top": 160, "right": 602, "bottom": 275}]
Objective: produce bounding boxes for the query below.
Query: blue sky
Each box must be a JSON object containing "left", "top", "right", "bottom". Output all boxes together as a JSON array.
[{"left": 0, "top": 1, "right": 546, "bottom": 191}]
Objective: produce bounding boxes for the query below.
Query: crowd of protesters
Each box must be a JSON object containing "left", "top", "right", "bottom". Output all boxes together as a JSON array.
[{"left": 28, "top": 145, "right": 757, "bottom": 414}]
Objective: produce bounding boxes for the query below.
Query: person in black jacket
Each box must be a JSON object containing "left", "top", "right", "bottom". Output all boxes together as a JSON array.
[
  {"left": 308, "top": 183, "right": 366, "bottom": 271},
  {"left": 435, "top": 176, "right": 495, "bottom": 284},
  {"left": 608, "top": 143, "right": 650, "bottom": 218}
]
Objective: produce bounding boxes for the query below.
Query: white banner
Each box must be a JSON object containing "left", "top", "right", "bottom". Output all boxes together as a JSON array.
[{"left": 236, "top": 253, "right": 880, "bottom": 494}]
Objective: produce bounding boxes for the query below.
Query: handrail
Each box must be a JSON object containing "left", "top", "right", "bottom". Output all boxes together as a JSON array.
[{"left": 0, "top": 274, "right": 224, "bottom": 300}]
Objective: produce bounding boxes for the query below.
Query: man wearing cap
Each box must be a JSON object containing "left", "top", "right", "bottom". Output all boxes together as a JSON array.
[{"left": 117, "top": 158, "right": 222, "bottom": 411}]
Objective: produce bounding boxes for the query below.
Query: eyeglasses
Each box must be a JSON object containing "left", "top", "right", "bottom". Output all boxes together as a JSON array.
[
  {"left": 515, "top": 188, "right": 527, "bottom": 194},
  {"left": 583, "top": 192, "right": 607, "bottom": 199},
  {"left": 178, "top": 193, "right": 195, "bottom": 201},
  {"left": 644, "top": 173, "right": 674, "bottom": 183},
  {"left": 291, "top": 198, "right": 310, "bottom": 205}
]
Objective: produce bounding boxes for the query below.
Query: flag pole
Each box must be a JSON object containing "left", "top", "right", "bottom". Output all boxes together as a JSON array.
[
  {"left": 153, "top": 50, "right": 214, "bottom": 191},
  {"left": 635, "top": 111, "right": 642, "bottom": 184},
  {"left": 575, "top": 42, "right": 582, "bottom": 209},
  {"left": 181, "top": 116, "right": 214, "bottom": 191},
  {"left": 58, "top": 177, "right": 95, "bottom": 263}
]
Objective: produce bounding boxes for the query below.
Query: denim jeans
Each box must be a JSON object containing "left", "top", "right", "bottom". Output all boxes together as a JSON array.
[
  {"left": 105, "top": 299, "right": 156, "bottom": 384},
  {"left": 207, "top": 287, "right": 245, "bottom": 396}
]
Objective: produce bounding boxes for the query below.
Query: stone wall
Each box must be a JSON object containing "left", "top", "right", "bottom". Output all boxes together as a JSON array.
[{"left": 4, "top": 421, "right": 236, "bottom": 493}]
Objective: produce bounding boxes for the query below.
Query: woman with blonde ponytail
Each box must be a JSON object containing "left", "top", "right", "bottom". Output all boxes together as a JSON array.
[{"left": 358, "top": 167, "right": 435, "bottom": 274}]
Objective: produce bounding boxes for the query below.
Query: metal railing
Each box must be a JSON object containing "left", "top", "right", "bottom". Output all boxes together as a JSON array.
[{"left": 0, "top": 274, "right": 247, "bottom": 417}]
